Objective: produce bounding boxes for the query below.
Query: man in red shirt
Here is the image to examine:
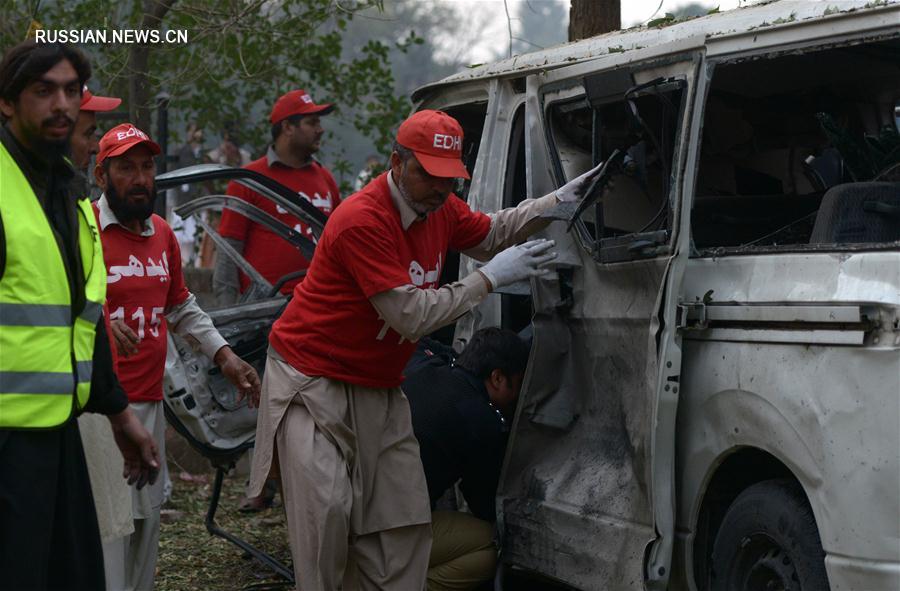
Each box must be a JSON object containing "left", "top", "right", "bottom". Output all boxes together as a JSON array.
[
  {"left": 214, "top": 89, "right": 341, "bottom": 303},
  {"left": 93, "top": 123, "right": 262, "bottom": 591},
  {"left": 70, "top": 86, "right": 121, "bottom": 172},
  {"left": 248, "top": 109, "right": 604, "bottom": 589}
]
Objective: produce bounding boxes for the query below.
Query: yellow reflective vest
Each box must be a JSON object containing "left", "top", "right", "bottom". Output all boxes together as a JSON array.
[{"left": 0, "top": 141, "right": 106, "bottom": 428}]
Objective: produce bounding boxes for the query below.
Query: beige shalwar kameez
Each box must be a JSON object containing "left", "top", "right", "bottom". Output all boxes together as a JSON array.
[{"left": 252, "top": 349, "right": 433, "bottom": 590}]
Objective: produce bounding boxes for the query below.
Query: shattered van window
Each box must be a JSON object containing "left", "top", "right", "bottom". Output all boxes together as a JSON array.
[
  {"left": 548, "top": 82, "right": 685, "bottom": 248},
  {"left": 692, "top": 38, "right": 900, "bottom": 252}
]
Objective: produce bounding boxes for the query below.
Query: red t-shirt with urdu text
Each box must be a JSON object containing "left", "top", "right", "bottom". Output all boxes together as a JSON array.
[
  {"left": 218, "top": 156, "right": 340, "bottom": 294},
  {"left": 94, "top": 206, "right": 190, "bottom": 402},
  {"left": 269, "top": 172, "right": 491, "bottom": 388}
]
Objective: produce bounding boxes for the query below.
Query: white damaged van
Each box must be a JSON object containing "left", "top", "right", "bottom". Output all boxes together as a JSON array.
[{"left": 410, "top": 1, "right": 900, "bottom": 589}]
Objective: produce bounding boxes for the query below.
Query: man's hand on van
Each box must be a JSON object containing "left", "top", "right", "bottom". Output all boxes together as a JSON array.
[
  {"left": 555, "top": 161, "right": 606, "bottom": 202},
  {"left": 478, "top": 238, "right": 557, "bottom": 291}
]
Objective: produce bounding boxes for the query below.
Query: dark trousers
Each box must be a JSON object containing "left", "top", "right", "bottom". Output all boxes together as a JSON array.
[{"left": 0, "top": 420, "right": 105, "bottom": 590}]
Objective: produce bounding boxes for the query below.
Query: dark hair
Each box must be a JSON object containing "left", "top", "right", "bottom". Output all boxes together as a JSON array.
[
  {"left": 270, "top": 114, "right": 304, "bottom": 142},
  {"left": 0, "top": 40, "right": 91, "bottom": 104},
  {"left": 391, "top": 139, "right": 414, "bottom": 163},
  {"left": 455, "top": 327, "right": 530, "bottom": 380}
]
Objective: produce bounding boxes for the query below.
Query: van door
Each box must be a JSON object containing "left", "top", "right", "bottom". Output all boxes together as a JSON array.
[
  {"left": 154, "top": 165, "right": 324, "bottom": 461},
  {"left": 496, "top": 46, "right": 703, "bottom": 589}
]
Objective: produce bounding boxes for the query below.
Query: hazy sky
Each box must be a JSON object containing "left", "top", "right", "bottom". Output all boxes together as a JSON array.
[{"left": 433, "top": 0, "right": 743, "bottom": 63}]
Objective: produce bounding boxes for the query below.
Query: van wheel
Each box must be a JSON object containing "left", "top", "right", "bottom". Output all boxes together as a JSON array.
[{"left": 710, "top": 478, "right": 829, "bottom": 591}]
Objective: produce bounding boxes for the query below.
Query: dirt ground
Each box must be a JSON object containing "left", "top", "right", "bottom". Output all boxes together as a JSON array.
[
  {"left": 154, "top": 471, "right": 567, "bottom": 591},
  {"left": 157, "top": 469, "right": 293, "bottom": 591}
]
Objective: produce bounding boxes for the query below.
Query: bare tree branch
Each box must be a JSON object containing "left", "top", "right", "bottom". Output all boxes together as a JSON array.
[{"left": 503, "top": 0, "right": 513, "bottom": 59}]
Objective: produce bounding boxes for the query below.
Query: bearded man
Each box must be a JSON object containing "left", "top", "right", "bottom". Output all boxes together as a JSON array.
[
  {"left": 0, "top": 40, "right": 158, "bottom": 590},
  {"left": 92, "top": 123, "right": 261, "bottom": 590}
]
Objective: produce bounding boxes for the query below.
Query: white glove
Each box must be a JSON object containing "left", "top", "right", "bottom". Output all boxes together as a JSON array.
[
  {"left": 478, "top": 239, "right": 557, "bottom": 290},
  {"left": 555, "top": 160, "right": 605, "bottom": 202}
]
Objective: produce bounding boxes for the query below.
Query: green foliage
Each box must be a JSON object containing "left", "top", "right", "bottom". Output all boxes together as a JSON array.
[
  {"left": 1, "top": 0, "right": 409, "bottom": 167},
  {"left": 647, "top": 13, "right": 677, "bottom": 28},
  {"left": 770, "top": 12, "right": 797, "bottom": 25}
]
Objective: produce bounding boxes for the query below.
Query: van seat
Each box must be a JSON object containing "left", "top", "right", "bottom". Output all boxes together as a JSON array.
[{"left": 809, "top": 182, "right": 900, "bottom": 244}]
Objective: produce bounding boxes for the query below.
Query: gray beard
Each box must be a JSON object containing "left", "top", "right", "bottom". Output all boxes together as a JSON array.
[{"left": 397, "top": 173, "right": 430, "bottom": 217}]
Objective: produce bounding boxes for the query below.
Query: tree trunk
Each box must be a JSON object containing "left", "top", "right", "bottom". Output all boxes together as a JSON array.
[
  {"left": 127, "top": 0, "right": 177, "bottom": 131},
  {"left": 569, "top": 0, "right": 620, "bottom": 42}
]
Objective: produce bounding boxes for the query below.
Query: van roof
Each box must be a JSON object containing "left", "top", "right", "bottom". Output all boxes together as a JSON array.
[{"left": 412, "top": 0, "right": 899, "bottom": 102}]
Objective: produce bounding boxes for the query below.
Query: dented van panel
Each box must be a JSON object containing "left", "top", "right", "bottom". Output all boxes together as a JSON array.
[
  {"left": 498, "top": 222, "right": 665, "bottom": 589},
  {"left": 677, "top": 334, "right": 900, "bottom": 588},
  {"left": 673, "top": 251, "right": 900, "bottom": 587},
  {"left": 682, "top": 252, "right": 900, "bottom": 307}
]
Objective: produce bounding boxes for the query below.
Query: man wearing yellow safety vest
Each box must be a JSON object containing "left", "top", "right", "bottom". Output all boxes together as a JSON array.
[{"left": 0, "top": 40, "right": 160, "bottom": 590}]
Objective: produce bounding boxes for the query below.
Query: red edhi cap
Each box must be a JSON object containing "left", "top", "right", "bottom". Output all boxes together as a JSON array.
[
  {"left": 269, "top": 89, "right": 334, "bottom": 124},
  {"left": 96, "top": 123, "right": 161, "bottom": 166},
  {"left": 396, "top": 110, "right": 469, "bottom": 179},
  {"left": 80, "top": 86, "right": 121, "bottom": 112}
]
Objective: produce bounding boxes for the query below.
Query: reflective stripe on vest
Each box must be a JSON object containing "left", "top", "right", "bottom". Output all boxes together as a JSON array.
[{"left": 0, "top": 142, "right": 106, "bottom": 428}]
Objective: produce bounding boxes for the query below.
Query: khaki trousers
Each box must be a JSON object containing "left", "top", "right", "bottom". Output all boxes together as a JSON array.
[
  {"left": 253, "top": 352, "right": 433, "bottom": 590},
  {"left": 428, "top": 511, "right": 497, "bottom": 591}
]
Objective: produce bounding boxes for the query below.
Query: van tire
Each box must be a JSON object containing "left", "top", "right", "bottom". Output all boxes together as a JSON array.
[{"left": 709, "top": 478, "right": 829, "bottom": 591}]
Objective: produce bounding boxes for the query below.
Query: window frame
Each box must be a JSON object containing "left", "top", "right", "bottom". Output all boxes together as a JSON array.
[
  {"left": 690, "top": 34, "right": 900, "bottom": 258},
  {"left": 541, "top": 57, "right": 697, "bottom": 264}
]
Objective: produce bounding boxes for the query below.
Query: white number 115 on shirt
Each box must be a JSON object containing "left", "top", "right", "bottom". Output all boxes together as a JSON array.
[{"left": 109, "top": 306, "right": 165, "bottom": 340}]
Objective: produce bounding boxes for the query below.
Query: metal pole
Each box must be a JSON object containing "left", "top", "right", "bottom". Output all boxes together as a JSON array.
[{"left": 155, "top": 92, "right": 171, "bottom": 217}]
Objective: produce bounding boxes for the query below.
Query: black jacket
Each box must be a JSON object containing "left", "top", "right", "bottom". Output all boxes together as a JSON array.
[{"left": 403, "top": 352, "right": 507, "bottom": 522}]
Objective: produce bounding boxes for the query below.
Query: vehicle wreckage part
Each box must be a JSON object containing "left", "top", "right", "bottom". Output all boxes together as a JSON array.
[
  {"left": 175, "top": 194, "right": 317, "bottom": 263},
  {"left": 157, "top": 163, "right": 327, "bottom": 236},
  {"left": 565, "top": 148, "right": 625, "bottom": 232},
  {"left": 206, "top": 466, "right": 295, "bottom": 587},
  {"left": 163, "top": 298, "right": 285, "bottom": 455}
]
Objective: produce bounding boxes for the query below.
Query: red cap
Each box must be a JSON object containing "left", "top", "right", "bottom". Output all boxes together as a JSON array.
[
  {"left": 96, "top": 123, "right": 161, "bottom": 166},
  {"left": 269, "top": 89, "right": 334, "bottom": 124},
  {"left": 396, "top": 110, "right": 469, "bottom": 179},
  {"left": 80, "top": 86, "right": 121, "bottom": 112}
]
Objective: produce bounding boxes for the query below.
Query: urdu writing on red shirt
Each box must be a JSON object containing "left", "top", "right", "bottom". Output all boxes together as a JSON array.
[
  {"left": 94, "top": 205, "right": 190, "bottom": 402},
  {"left": 269, "top": 172, "right": 490, "bottom": 389},
  {"left": 218, "top": 156, "right": 341, "bottom": 294}
]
